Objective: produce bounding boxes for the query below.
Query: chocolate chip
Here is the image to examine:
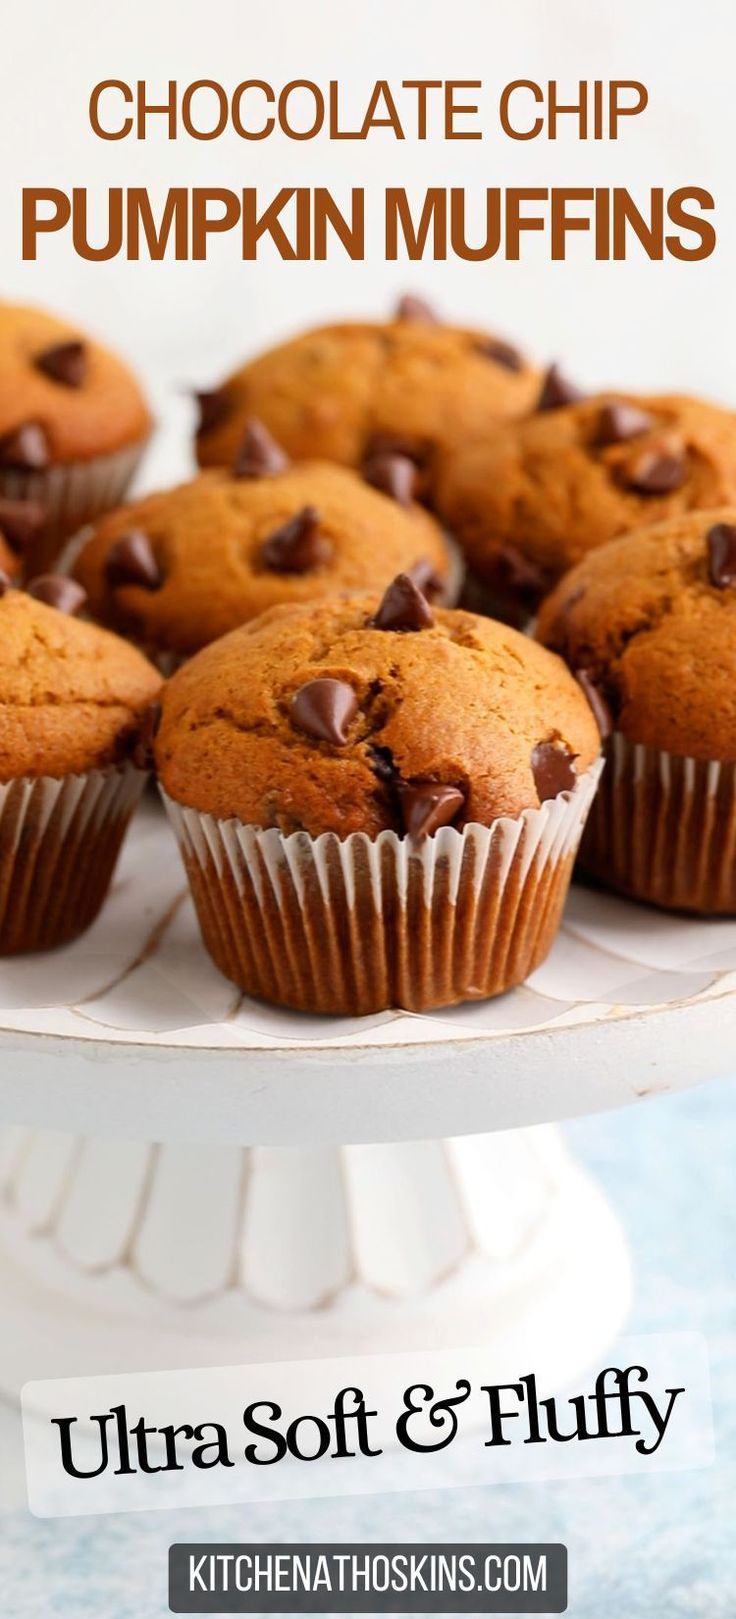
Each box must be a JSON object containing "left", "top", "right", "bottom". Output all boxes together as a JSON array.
[
  {"left": 131, "top": 701, "right": 162, "bottom": 771},
  {"left": 575, "top": 669, "right": 613, "bottom": 739},
  {"left": 707, "top": 522, "right": 736, "bottom": 589},
  {"left": 407, "top": 557, "right": 444, "bottom": 600},
  {"left": 537, "top": 364, "right": 585, "bottom": 412},
  {"left": 105, "top": 531, "right": 162, "bottom": 590},
  {"left": 531, "top": 741, "right": 578, "bottom": 801},
  {"left": 232, "top": 420, "right": 289, "bottom": 479},
  {"left": 194, "top": 388, "right": 229, "bottom": 435},
  {"left": 620, "top": 440, "right": 687, "bottom": 494},
  {"left": 395, "top": 294, "right": 439, "bottom": 325},
  {"left": 35, "top": 340, "right": 87, "bottom": 389},
  {"left": 368, "top": 743, "right": 397, "bottom": 783},
  {"left": 0, "top": 496, "right": 46, "bottom": 555},
  {"left": 475, "top": 337, "right": 523, "bottom": 372},
  {"left": 363, "top": 451, "right": 418, "bottom": 508},
  {"left": 27, "top": 574, "right": 87, "bottom": 616},
  {"left": 261, "top": 506, "right": 332, "bottom": 573},
  {"left": 596, "top": 401, "right": 654, "bottom": 446},
  {"left": 0, "top": 571, "right": 13, "bottom": 597},
  {"left": 291, "top": 678, "right": 358, "bottom": 746},
  {"left": 372, "top": 573, "right": 434, "bottom": 632},
  {"left": 398, "top": 781, "right": 465, "bottom": 839},
  {"left": 0, "top": 422, "right": 50, "bottom": 470}
]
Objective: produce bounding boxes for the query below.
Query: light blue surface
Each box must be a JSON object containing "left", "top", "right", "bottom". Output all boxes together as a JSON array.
[{"left": 1, "top": 1076, "right": 734, "bottom": 1616}]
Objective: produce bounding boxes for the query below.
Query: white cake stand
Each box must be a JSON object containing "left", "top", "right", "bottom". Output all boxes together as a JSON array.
[{"left": 1, "top": 799, "right": 734, "bottom": 1398}]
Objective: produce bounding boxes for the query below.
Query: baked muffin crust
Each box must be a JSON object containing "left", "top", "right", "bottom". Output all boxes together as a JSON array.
[
  {"left": 0, "top": 589, "right": 162, "bottom": 779},
  {"left": 74, "top": 460, "right": 451, "bottom": 657},
  {"left": 0, "top": 302, "right": 151, "bottom": 464},
  {"left": 195, "top": 316, "right": 539, "bottom": 488},
  {"left": 156, "top": 587, "right": 600, "bottom": 835},
  {"left": 537, "top": 508, "right": 736, "bottom": 759},
  {"left": 436, "top": 392, "right": 736, "bottom": 608}
]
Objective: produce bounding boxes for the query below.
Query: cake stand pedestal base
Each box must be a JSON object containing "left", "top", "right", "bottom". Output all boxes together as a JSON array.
[{"left": 0, "top": 1122, "right": 630, "bottom": 1396}]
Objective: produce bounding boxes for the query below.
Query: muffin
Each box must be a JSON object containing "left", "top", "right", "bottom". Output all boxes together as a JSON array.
[
  {"left": 194, "top": 297, "right": 539, "bottom": 499},
  {"left": 435, "top": 390, "right": 736, "bottom": 622},
  {"left": 0, "top": 576, "right": 162, "bottom": 953},
  {"left": 156, "top": 575, "right": 601, "bottom": 1014},
  {"left": 537, "top": 509, "right": 736, "bottom": 912},
  {"left": 0, "top": 302, "right": 152, "bottom": 573},
  {"left": 72, "top": 424, "right": 457, "bottom": 665}
]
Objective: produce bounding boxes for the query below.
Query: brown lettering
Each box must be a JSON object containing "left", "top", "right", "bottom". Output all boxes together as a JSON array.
[
  {"left": 386, "top": 189, "right": 447, "bottom": 259},
  {"left": 191, "top": 189, "right": 241, "bottom": 259},
  {"left": 500, "top": 81, "right": 543, "bottom": 140},
  {"left": 22, "top": 189, "right": 71, "bottom": 258},
  {"left": 666, "top": 188, "right": 716, "bottom": 260},
  {"left": 89, "top": 81, "right": 133, "bottom": 140},
  {"left": 127, "top": 189, "right": 189, "bottom": 258}
]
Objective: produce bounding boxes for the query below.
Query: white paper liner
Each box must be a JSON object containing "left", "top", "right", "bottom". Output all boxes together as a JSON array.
[
  {"left": 162, "top": 760, "right": 603, "bottom": 1015},
  {"left": 1, "top": 441, "right": 148, "bottom": 576},
  {"left": 0, "top": 763, "right": 147, "bottom": 955},
  {"left": 579, "top": 732, "right": 736, "bottom": 914}
]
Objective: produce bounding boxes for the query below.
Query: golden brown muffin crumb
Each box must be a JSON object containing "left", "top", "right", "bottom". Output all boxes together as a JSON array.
[
  {"left": 0, "top": 590, "right": 162, "bottom": 779},
  {"left": 156, "top": 589, "right": 600, "bottom": 835},
  {"left": 0, "top": 303, "right": 151, "bottom": 464},
  {"left": 537, "top": 508, "right": 736, "bottom": 759},
  {"left": 74, "top": 461, "right": 451, "bottom": 657},
  {"left": 195, "top": 318, "right": 539, "bottom": 491},
  {"left": 436, "top": 392, "right": 736, "bottom": 612}
]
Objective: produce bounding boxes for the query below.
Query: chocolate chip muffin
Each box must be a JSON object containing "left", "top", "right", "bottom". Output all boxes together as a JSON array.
[
  {"left": 157, "top": 575, "right": 601, "bottom": 1014},
  {"left": 0, "top": 302, "right": 152, "bottom": 572},
  {"left": 537, "top": 508, "right": 736, "bottom": 912},
  {"left": 194, "top": 297, "right": 539, "bottom": 499},
  {"left": 0, "top": 575, "right": 161, "bottom": 953},
  {"left": 73, "top": 424, "right": 456, "bottom": 664},
  {"left": 435, "top": 390, "right": 736, "bottom": 621}
]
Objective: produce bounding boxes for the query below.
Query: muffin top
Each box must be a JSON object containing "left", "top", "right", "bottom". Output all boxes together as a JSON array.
[
  {"left": 0, "top": 582, "right": 162, "bottom": 780},
  {"left": 156, "top": 575, "right": 600, "bottom": 836},
  {"left": 0, "top": 302, "right": 152, "bottom": 467},
  {"left": 537, "top": 508, "right": 736, "bottom": 760},
  {"left": 435, "top": 391, "right": 736, "bottom": 611},
  {"left": 194, "top": 302, "right": 539, "bottom": 491},
  {"left": 73, "top": 446, "right": 453, "bottom": 658}
]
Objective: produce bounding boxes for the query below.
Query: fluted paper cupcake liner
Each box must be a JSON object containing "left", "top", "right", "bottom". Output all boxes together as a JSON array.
[
  {"left": 162, "top": 761, "right": 602, "bottom": 1016},
  {"left": 1, "top": 441, "right": 148, "bottom": 577},
  {"left": 579, "top": 733, "right": 736, "bottom": 914},
  {"left": 0, "top": 764, "right": 147, "bottom": 955}
]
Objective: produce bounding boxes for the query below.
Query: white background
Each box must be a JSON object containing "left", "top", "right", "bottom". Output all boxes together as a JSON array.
[{"left": 0, "top": 0, "right": 734, "bottom": 474}]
